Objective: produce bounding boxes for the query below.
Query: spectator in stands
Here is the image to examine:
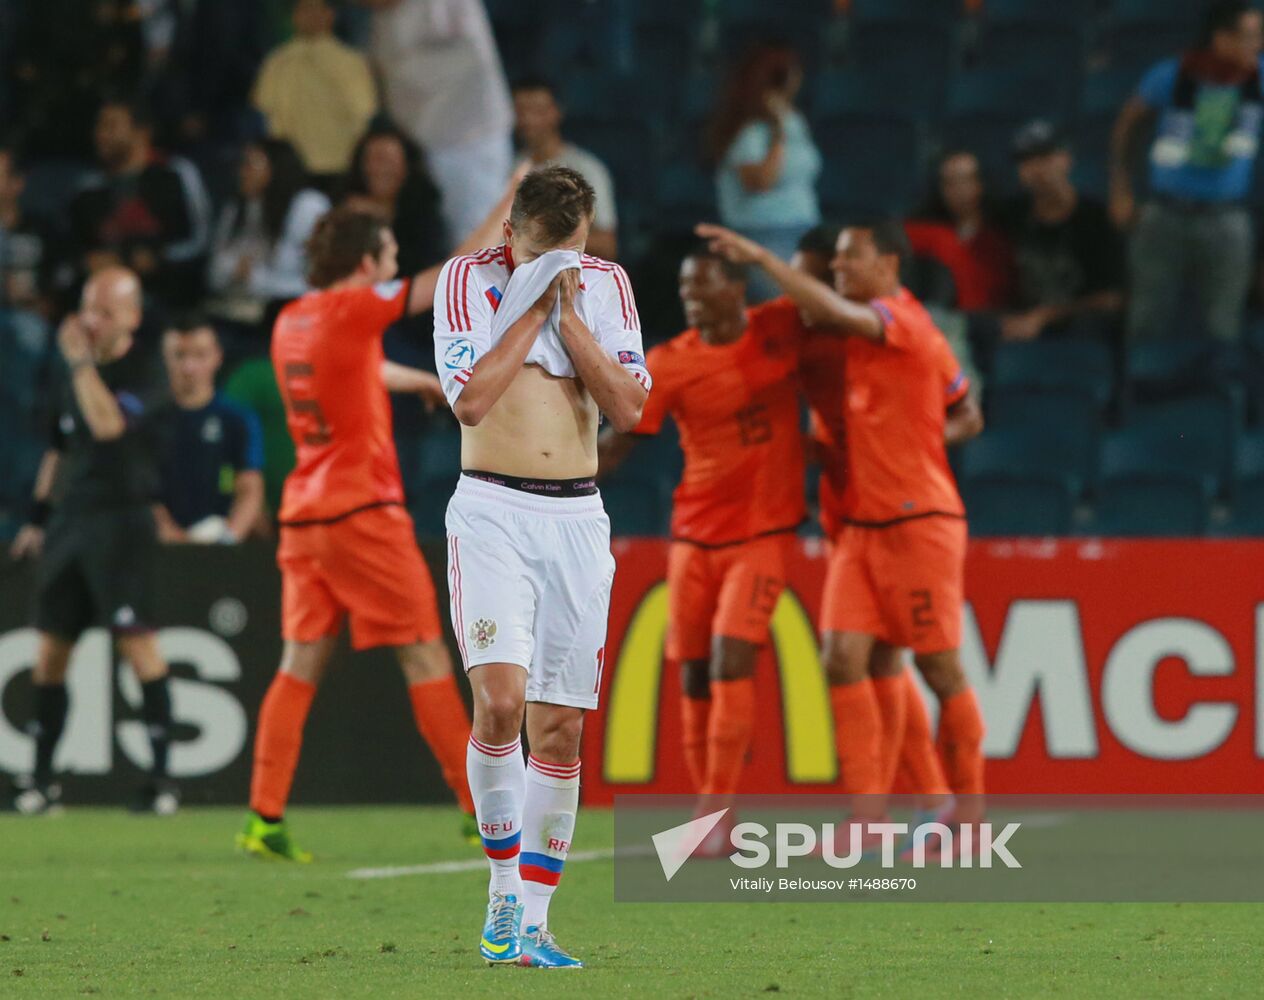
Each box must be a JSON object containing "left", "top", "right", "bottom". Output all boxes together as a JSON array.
[
  {"left": 999, "top": 121, "right": 1124, "bottom": 341},
  {"left": 1111, "top": 0, "right": 1264, "bottom": 342},
  {"left": 341, "top": 125, "right": 446, "bottom": 278},
  {"left": 363, "top": 0, "right": 514, "bottom": 244},
  {"left": 206, "top": 139, "right": 329, "bottom": 351},
  {"left": 252, "top": 0, "right": 378, "bottom": 184},
  {"left": 154, "top": 320, "right": 265, "bottom": 544},
  {"left": 708, "top": 42, "right": 821, "bottom": 302},
  {"left": 512, "top": 77, "right": 619, "bottom": 260},
  {"left": 906, "top": 150, "right": 1013, "bottom": 312},
  {"left": 69, "top": 99, "right": 211, "bottom": 309},
  {"left": 0, "top": 145, "right": 57, "bottom": 317}
]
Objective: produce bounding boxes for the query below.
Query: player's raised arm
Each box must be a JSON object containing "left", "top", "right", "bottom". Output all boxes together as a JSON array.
[
  {"left": 696, "top": 223, "right": 884, "bottom": 340},
  {"left": 380, "top": 360, "right": 448, "bottom": 411},
  {"left": 556, "top": 270, "right": 647, "bottom": 433}
]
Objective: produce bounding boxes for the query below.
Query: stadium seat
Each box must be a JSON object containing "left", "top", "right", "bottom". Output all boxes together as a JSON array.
[
  {"left": 811, "top": 67, "right": 946, "bottom": 121},
  {"left": 848, "top": 23, "right": 956, "bottom": 83},
  {"left": 1123, "top": 338, "right": 1231, "bottom": 403},
  {"left": 414, "top": 475, "right": 459, "bottom": 538},
  {"left": 1080, "top": 67, "right": 1143, "bottom": 120},
  {"left": 1102, "top": 23, "right": 1192, "bottom": 73},
  {"left": 1090, "top": 476, "right": 1210, "bottom": 537},
  {"left": 1101, "top": 394, "right": 1240, "bottom": 498},
  {"left": 567, "top": 118, "right": 659, "bottom": 206},
  {"left": 848, "top": 0, "right": 959, "bottom": 27},
  {"left": 963, "top": 474, "right": 1077, "bottom": 536},
  {"left": 946, "top": 67, "right": 1075, "bottom": 120},
  {"left": 981, "top": 394, "right": 1101, "bottom": 488},
  {"left": 418, "top": 425, "right": 463, "bottom": 480},
  {"left": 961, "top": 425, "right": 1090, "bottom": 497},
  {"left": 602, "top": 478, "right": 673, "bottom": 536},
  {"left": 974, "top": 23, "right": 1087, "bottom": 78},
  {"left": 815, "top": 114, "right": 923, "bottom": 215},
  {"left": 977, "top": 0, "right": 1094, "bottom": 25},
  {"left": 631, "top": 0, "right": 704, "bottom": 29},
  {"left": 1108, "top": 0, "right": 1201, "bottom": 30},
  {"left": 655, "top": 161, "right": 718, "bottom": 224},
  {"left": 990, "top": 339, "right": 1115, "bottom": 407}
]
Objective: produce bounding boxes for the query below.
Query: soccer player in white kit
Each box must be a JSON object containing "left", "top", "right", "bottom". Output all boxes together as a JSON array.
[{"left": 432, "top": 166, "right": 650, "bottom": 968}]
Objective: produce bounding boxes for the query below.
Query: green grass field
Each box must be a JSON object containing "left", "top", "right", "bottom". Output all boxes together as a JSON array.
[{"left": 0, "top": 806, "right": 1257, "bottom": 999}]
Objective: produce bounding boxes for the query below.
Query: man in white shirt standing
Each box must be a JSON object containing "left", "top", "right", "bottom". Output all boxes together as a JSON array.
[
  {"left": 513, "top": 76, "right": 619, "bottom": 261},
  {"left": 432, "top": 166, "right": 649, "bottom": 969},
  {"left": 363, "top": 0, "right": 514, "bottom": 244}
]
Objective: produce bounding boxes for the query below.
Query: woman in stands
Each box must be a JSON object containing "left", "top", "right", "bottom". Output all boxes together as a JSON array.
[
  {"left": 905, "top": 149, "right": 1014, "bottom": 312},
  {"left": 206, "top": 138, "right": 329, "bottom": 357},
  {"left": 341, "top": 123, "right": 446, "bottom": 277},
  {"left": 708, "top": 42, "right": 822, "bottom": 302}
]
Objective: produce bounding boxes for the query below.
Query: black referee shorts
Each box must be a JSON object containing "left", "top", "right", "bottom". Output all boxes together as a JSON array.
[{"left": 34, "top": 506, "right": 158, "bottom": 641}]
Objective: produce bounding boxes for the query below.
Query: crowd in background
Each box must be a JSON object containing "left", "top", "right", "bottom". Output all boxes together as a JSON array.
[{"left": 2, "top": 0, "right": 1262, "bottom": 542}]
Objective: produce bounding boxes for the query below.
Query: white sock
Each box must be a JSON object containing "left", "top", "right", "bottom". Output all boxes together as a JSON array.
[
  {"left": 467, "top": 735, "right": 526, "bottom": 899},
  {"left": 519, "top": 754, "right": 580, "bottom": 932}
]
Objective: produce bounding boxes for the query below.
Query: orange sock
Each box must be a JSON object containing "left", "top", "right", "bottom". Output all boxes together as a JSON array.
[
  {"left": 829, "top": 679, "right": 883, "bottom": 796},
  {"left": 680, "top": 693, "right": 711, "bottom": 793},
  {"left": 898, "top": 670, "right": 951, "bottom": 797},
  {"left": 937, "top": 687, "right": 985, "bottom": 796},
  {"left": 701, "top": 678, "right": 755, "bottom": 796},
  {"left": 250, "top": 672, "right": 316, "bottom": 820},
  {"left": 872, "top": 674, "right": 907, "bottom": 793},
  {"left": 409, "top": 676, "right": 475, "bottom": 814}
]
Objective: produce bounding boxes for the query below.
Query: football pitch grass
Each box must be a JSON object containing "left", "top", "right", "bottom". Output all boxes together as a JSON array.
[{"left": 0, "top": 806, "right": 1257, "bottom": 999}]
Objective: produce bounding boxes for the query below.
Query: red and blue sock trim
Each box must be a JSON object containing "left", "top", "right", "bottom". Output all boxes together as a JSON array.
[
  {"left": 520, "top": 851, "right": 565, "bottom": 887},
  {"left": 481, "top": 829, "right": 521, "bottom": 860}
]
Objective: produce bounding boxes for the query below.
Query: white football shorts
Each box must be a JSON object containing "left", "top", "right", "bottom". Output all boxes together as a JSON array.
[{"left": 445, "top": 474, "right": 616, "bottom": 710}]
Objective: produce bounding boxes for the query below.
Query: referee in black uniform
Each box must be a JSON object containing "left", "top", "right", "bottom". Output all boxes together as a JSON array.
[{"left": 8, "top": 267, "right": 178, "bottom": 814}]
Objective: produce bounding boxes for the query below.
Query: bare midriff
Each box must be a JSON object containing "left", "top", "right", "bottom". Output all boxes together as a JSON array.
[{"left": 460, "top": 364, "right": 599, "bottom": 479}]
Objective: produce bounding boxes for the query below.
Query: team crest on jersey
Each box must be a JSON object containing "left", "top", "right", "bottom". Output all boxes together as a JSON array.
[
  {"left": 468, "top": 618, "right": 497, "bottom": 650},
  {"left": 444, "top": 339, "right": 478, "bottom": 370}
]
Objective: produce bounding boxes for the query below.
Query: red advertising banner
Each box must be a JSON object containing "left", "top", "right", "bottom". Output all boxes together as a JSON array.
[{"left": 581, "top": 538, "right": 1264, "bottom": 803}]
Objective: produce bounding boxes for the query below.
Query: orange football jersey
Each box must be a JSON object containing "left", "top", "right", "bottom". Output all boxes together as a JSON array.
[
  {"left": 635, "top": 298, "right": 807, "bottom": 545},
  {"left": 835, "top": 288, "right": 968, "bottom": 525},
  {"left": 273, "top": 279, "right": 411, "bottom": 524}
]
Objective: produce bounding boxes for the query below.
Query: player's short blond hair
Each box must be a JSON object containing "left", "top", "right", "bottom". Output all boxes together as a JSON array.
[{"left": 509, "top": 165, "right": 596, "bottom": 246}]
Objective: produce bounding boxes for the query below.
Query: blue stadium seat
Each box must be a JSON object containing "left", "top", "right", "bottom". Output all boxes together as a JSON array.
[
  {"left": 415, "top": 475, "right": 459, "bottom": 538},
  {"left": 848, "top": 0, "right": 959, "bottom": 27},
  {"left": 1101, "top": 394, "right": 1240, "bottom": 498},
  {"left": 815, "top": 114, "right": 923, "bottom": 215},
  {"left": 631, "top": 0, "right": 705, "bottom": 29},
  {"left": 848, "top": 22, "right": 956, "bottom": 82},
  {"left": 567, "top": 118, "right": 659, "bottom": 205},
  {"left": 811, "top": 67, "right": 946, "bottom": 121},
  {"left": 963, "top": 475, "right": 1077, "bottom": 536},
  {"left": 1102, "top": 23, "right": 1191, "bottom": 73},
  {"left": 947, "top": 68, "right": 1075, "bottom": 119},
  {"left": 418, "top": 425, "right": 463, "bottom": 480},
  {"left": 1080, "top": 67, "right": 1143, "bottom": 119},
  {"left": 655, "top": 162, "right": 718, "bottom": 222},
  {"left": 990, "top": 340, "right": 1115, "bottom": 406},
  {"left": 961, "top": 425, "right": 1090, "bottom": 497},
  {"left": 1108, "top": 0, "right": 1201, "bottom": 29},
  {"left": 1124, "top": 338, "right": 1231, "bottom": 403},
  {"left": 982, "top": 393, "right": 1101, "bottom": 488},
  {"left": 975, "top": 23, "right": 1087, "bottom": 78},
  {"left": 978, "top": 0, "right": 1094, "bottom": 25},
  {"left": 603, "top": 478, "right": 672, "bottom": 536},
  {"left": 1090, "top": 476, "right": 1210, "bottom": 537}
]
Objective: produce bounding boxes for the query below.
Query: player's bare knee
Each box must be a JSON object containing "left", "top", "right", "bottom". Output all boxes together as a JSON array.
[
  {"left": 680, "top": 660, "right": 710, "bottom": 698},
  {"left": 710, "top": 638, "right": 757, "bottom": 681},
  {"left": 116, "top": 633, "right": 168, "bottom": 682},
  {"left": 868, "top": 641, "right": 904, "bottom": 678},
  {"left": 33, "top": 633, "right": 73, "bottom": 684},
  {"left": 821, "top": 632, "right": 871, "bottom": 686},
  {"left": 396, "top": 639, "right": 453, "bottom": 685},
  {"left": 913, "top": 649, "right": 966, "bottom": 700},
  {"left": 527, "top": 708, "right": 584, "bottom": 763}
]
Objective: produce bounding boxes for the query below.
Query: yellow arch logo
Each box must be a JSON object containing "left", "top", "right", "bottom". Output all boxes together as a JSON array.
[{"left": 603, "top": 584, "right": 837, "bottom": 784}]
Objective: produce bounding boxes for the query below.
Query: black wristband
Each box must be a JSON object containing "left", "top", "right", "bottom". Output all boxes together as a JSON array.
[{"left": 29, "top": 499, "right": 51, "bottom": 527}]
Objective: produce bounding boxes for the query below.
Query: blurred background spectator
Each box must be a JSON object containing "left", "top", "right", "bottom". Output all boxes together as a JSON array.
[
  {"left": 0, "top": 144, "right": 58, "bottom": 318},
  {"left": 709, "top": 42, "right": 821, "bottom": 302},
  {"left": 512, "top": 76, "right": 618, "bottom": 260},
  {"left": 999, "top": 121, "right": 1124, "bottom": 343},
  {"left": 252, "top": 0, "right": 378, "bottom": 187},
  {"left": 206, "top": 138, "right": 328, "bottom": 362},
  {"left": 154, "top": 320, "right": 265, "bottom": 544},
  {"left": 341, "top": 124, "right": 446, "bottom": 277},
  {"left": 69, "top": 99, "right": 211, "bottom": 311},
  {"left": 906, "top": 149, "right": 1013, "bottom": 312},
  {"left": 1112, "top": 0, "right": 1264, "bottom": 342},
  {"left": 364, "top": 0, "right": 514, "bottom": 243}
]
